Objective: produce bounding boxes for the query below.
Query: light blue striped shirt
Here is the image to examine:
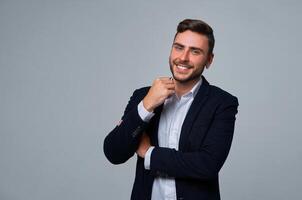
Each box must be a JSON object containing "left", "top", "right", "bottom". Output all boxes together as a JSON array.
[{"left": 138, "top": 78, "right": 202, "bottom": 200}]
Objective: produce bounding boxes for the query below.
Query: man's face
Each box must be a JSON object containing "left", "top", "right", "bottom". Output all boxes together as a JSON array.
[{"left": 169, "top": 30, "right": 213, "bottom": 83}]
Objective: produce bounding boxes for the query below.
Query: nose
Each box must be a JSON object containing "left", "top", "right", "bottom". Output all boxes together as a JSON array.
[{"left": 179, "top": 49, "right": 190, "bottom": 62}]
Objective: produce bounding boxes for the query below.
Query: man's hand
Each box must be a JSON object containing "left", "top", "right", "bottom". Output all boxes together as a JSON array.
[
  {"left": 143, "top": 77, "right": 175, "bottom": 112},
  {"left": 136, "top": 133, "right": 151, "bottom": 158}
]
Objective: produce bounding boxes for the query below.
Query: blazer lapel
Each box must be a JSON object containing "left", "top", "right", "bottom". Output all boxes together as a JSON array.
[{"left": 178, "top": 76, "right": 210, "bottom": 151}]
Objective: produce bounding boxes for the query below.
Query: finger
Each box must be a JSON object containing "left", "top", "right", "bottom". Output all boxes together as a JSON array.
[
  {"left": 167, "top": 87, "right": 175, "bottom": 92},
  {"left": 164, "top": 81, "right": 175, "bottom": 87},
  {"left": 158, "top": 77, "right": 171, "bottom": 80},
  {"left": 141, "top": 133, "right": 150, "bottom": 143},
  {"left": 163, "top": 81, "right": 175, "bottom": 85},
  {"left": 161, "top": 79, "right": 174, "bottom": 84},
  {"left": 167, "top": 89, "right": 175, "bottom": 97},
  {"left": 165, "top": 84, "right": 175, "bottom": 90},
  {"left": 154, "top": 77, "right": 170, "bottom": 83}
]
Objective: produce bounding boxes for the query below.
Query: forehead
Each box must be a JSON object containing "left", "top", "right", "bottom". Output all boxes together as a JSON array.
[{"left": 174, "top": 30, "right": 209, "bottom": 49}]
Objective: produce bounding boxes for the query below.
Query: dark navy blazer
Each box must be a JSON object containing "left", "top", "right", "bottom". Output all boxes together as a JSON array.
[{"left": 104, "top": 76, "right": 239, "bottom": 200}]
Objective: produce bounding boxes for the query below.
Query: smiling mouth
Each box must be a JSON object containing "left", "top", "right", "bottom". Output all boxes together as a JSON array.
[{"left": 176, "top": 65, "right": 192, "bottom": 70}]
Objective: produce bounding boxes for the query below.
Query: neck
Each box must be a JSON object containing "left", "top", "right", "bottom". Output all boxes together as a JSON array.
[{"left": 174, "top": 77, "right": 201, "bottom": 97}]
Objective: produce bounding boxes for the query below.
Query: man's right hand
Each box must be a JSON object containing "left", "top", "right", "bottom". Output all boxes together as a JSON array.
[{"left": 143, "top": 77, "right": 175, "bottom": 112}]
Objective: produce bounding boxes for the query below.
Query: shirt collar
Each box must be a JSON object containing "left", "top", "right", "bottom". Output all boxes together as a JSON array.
[
  {"left": 191, "top": 77, "right": 202, "bottom": 98},
  {"left": 182, "top": 77, "right": 202, "bottom": 98}
]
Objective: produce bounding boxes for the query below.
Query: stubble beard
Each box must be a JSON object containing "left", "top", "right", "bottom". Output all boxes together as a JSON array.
[{"left": 169, "top": 58, "right": 204, "bottom": 84}]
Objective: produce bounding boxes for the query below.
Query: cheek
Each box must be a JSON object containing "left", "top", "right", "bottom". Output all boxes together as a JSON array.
[
  {"left": 170, "top": 50, "right": 182, "bottom": 59},
  {"left": 170, "top": 54, "right": 176, "bottom": 61},
  {"left": 169, "top": 55, "right": 174, "bottom": 64},
  {"left": 170, "top": 55, "right": 179, "bottom": 64},
  {"left": 193, "top": 57, "right": 207, "bottom": 66}
]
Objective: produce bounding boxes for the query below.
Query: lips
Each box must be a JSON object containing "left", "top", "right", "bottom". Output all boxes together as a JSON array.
[
  {"left": 172, "top": 59, "right": 193, "bottom": 74},
  {"left": 175, "top": 64, "right": 193, "bottom": 74},
  {"left": 177, "top": 65, "right": 191, "bottom": 70}
]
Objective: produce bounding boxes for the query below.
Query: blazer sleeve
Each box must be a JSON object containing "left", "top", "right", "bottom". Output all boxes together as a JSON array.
[
  {"left": 149, "top": 95, "right": 239, "bottom": 180},
  {"left": 103, "top": 89, "right": 149, "bottom": 164}
]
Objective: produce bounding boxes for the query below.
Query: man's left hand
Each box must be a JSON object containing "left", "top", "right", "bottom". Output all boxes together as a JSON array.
[{"left": 136, "top": 132, "right": 151, "bottom": 158}]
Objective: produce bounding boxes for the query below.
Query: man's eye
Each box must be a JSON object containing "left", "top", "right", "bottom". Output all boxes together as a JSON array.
[
  {"left": 191, "top": 50, "right": 201, "bottom": 55},
  {"left": 174, "top": 45, "right": 183, "bottom": 51}
]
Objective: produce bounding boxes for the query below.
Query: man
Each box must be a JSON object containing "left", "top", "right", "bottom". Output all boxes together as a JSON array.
[{"left": 104, "top": 19, "right": 239, "bottom": 200}]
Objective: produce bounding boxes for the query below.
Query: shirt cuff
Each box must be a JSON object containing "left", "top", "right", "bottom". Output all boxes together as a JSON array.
[
  {"left": 137, "top": 101, "right": 155, "bottom": 122},
  {"left": 144, "top": 146, "right": 155, "bottom": 170}
]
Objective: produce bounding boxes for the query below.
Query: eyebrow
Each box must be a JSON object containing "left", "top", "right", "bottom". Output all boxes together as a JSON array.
[{"left": 173, "top": 42, "right": 205, "bottom": 54}]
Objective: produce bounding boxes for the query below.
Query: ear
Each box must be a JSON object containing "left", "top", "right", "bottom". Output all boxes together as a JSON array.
[{"left": 206, "top": 53, "right": 214, "bottom": 69}]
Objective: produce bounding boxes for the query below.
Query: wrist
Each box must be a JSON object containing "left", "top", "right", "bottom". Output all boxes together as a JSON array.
[{"left": 143, "top": 98, "right": 155, "bottom": 112}]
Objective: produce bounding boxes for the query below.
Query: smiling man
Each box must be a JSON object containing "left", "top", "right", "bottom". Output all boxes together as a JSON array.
[{"left": 104, "top": 19, "right": 239, "bottom": 200}]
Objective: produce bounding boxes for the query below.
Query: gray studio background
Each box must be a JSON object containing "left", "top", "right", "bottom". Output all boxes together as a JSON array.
[{"left": 1, "top": 0, "right": 301, "bottom": 199}]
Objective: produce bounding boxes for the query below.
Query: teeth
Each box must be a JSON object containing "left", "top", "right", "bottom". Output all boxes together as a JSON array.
[{"left": 177, "top": 65, "right": 190, "bottom": 70}]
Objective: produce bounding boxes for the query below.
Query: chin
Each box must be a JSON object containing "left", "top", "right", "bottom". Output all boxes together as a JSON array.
[
  {"left": 173, "top": 75, "right": 191, "bottom": 83},
  {"left": 173, "top": 70, "right": 191, "bottom": 79},
  {"left": 173, "top": 71, "right": 202, "bottom": 84}
]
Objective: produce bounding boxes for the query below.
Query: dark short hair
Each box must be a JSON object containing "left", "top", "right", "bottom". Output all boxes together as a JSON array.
[{"left": 175, "top": 19, "right": 215, "bottom": 55}]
